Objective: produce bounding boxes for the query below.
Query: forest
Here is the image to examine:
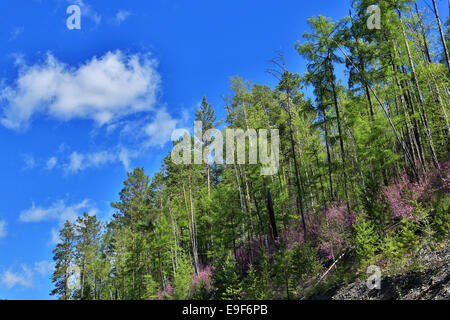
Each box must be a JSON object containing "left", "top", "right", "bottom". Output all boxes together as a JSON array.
[{"left": 50, "top": 0, "right": 449, "bottom": 300}]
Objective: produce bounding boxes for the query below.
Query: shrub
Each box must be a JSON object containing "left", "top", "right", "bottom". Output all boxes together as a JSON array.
[
  {"left": 431, "top": 194, "right": 450, "bottom": 241},
  {"left": 190, "top": 265, "right": 214, "bottom": 300},
  {"left": 315, "top": 201, "right": 355, "bottom": 260},
  {"left": 212, "top": 252, "right": 242, "bottom": 300},
  {"left": 379, "top": 218, "right": 421, "bottom": 274},
  {"left": 157, "top": 282, "right": 175, "bottom": 300},
  {"left": 242, "top": 264, "right": 267, "bottom": 300},
  {"left": 289, "top": 242, "right": 322, "bottom": 295},
  {"left": 173, "top": 251, "right": 194, "bottom": 299},
  {"left": 353, "top": 212, "right": 379, "bottom": 271}
]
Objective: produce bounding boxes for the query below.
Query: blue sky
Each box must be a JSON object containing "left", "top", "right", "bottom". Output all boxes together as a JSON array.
[{"left": 0, "top": 0, "right": 447, "bottom": 300}]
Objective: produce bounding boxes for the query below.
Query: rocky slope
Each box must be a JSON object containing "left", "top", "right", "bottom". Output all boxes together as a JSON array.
[{"left": 309, "top": 246, "right": 449, "bottom": 300}]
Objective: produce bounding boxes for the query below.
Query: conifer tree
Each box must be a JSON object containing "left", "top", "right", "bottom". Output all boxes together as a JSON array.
[{"left": 51, "top": 221, "right": 76, "bottom": 300}]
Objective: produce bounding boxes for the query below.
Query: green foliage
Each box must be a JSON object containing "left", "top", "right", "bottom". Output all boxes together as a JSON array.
[
  {"left": 354, "top": 212, "right": 379, "bottom": 270},
  {"left": 213, "top": 253, "right": 242, "bottom": 300},
  {"left": 143, "top": 275, "right": 159, "bottom": 300},
  {"left": 431, "top": 195, "right": 450, "bottom": 241},
  {"left": 242, "top": 264, "right": 266, "bottom": 300},
  {"left": 51, "top": 221, "right": 76, "bottom": 300},
  {"left": 192, "top": 280, "right": 213, "bottom": 300},
  {"left": 290, "top": 242, "right": 322, "bottom": 293},
  {"left": 173, "top": 251, "right": 194, "bottom": 300},
  {"left": 380, "top": 218, "right": 421, "bottom": 274}
]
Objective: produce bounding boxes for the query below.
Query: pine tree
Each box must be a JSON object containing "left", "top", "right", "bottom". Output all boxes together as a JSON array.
[
  {"left": 51, "top": 221, "right": 76, "bottom": 300},
  {"left": 74, "top": 212, "right": 102, "bottom": 300},
  {"left": 173, "top": 251, "right": 194, "bottom": 299}
]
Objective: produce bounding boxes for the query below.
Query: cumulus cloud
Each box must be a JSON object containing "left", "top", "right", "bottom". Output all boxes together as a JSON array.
[
  {"left": 144, "top": 109, "right": 178, "bottom": 148},
  {"left": 0, "top": 220, "right": 6, "bottom": 239},
  {"left": 0, "top": 261, "right": 54, "bottom": 290},
  {"left": 34, "top": 261, "right": 54, "bottom": 276},
  {"left": 46, "top": 157, "right": 58, "bottom": 170},
  {"left": 66, "top": 150, "right": 116, "bottom": 173},
  {"left": 1, "top": 265, "right": 33, "bottom": 289},
  {"left": 0, "top": 50, "right": 161, "bottom": 131},
  {"left": 58, "top": 108, "right": 181, "bottom": 173},
  {"left": 19, "top": 199, "right": 95, "bottom": 224},
  {"left": 64, "top": 149, "right": 128, "bottom": 174},
  {"left": 114, "top": 10, "right": 131, "bottom": 25},
  {"left": 118, "top": 147, "right": 135, "bottom": 171}
]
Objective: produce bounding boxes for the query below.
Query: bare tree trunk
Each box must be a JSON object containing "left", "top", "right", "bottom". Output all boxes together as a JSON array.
[
  {"left": 399, "top": 17, "right": 440, "bottom": 169},
  {"left": 182, "top": 182, "right": 197, "bottom": 274},
  {"left": 207, "top": 166, "right": 211, "bottom": 197},
  {"left": 286, "top": 92, "right": 307, "bottom": 239},
  {"left": 432, "top": 0, "right": 450, "bottom": 71},
  {"left": 188, "top": 176, "right": 199, "bottom": 274},
  {"left": 413, "top": 7, "right": 450, "bottom": 134},
  {"left": 414, "top": 2, "right": 433, "bottom": 63},
  {"left": 266, "top": 186, "right": 278, "bottom": 240},
  {"left": 81, "top": 254, "right": 86, "bottom": 299},
  {"left": 323, "top": 110, "right": 335, "bottom": 200},
  {"left": 328, "top": 54, "right": 351, "bottom": 213}
]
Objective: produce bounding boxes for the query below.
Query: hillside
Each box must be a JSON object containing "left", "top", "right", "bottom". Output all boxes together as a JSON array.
[{"left": 310, "top": 246, "right": 449, "bottom": 300}]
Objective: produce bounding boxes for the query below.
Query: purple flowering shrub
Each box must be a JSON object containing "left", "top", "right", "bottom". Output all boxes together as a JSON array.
[
  {"left": 382, "top": 161, "right": 449, "bottom": 219},
  {"left": 225, "top": 162, "right": 448, "bottom": 291},
  {"left": 278, "top": 201, "right": 354, "bottom": 260},
  {"left": 314, "top": 201, "right": 355, "bottom": 260},
  {"left": 155, "top": 265, "right": 215, "bottom": 300},
  {"left": 235, "top": 235, "right": 275, "bottom": 269},
  {"left": 235, "top": 201, "right": 355, "bottom": 270},
  {"left": 156, "top": 282, "right": 175, "bottom": 300},
  {"left": 372, "top": 162, "right": 450, "bottom": 273},
  {"left": 382, "top": 174, "right": 427, "bottom": 219},
  {"left": 190, "top": 264, "right": 214, "bottom": 296}
]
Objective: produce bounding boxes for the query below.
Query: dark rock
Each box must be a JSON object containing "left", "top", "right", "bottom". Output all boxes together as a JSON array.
[{"left": 308, "top": 247, "right": 449, "bottom": 300}]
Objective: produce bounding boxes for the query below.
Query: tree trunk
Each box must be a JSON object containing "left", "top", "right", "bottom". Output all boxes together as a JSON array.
[
  {"left": 188, "top": 176, "right": 199, "bottom": 274},
  {"left": 399, "top": 17, "right": 440, "bottom": 169},
  {"left": 328, "top": 52, "right": 351, "bottom": 213},
  {"left": 286, "top": 91, "right": 307, "bottom": 239},
  {"left": 323, "top": 110, "right": 335, "bottom": 200},
  {"left": 432, "top": 0, "right": 450, "bottom": 71}
]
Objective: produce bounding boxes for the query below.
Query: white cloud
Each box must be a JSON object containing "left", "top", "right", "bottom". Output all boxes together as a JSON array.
[
  {"left": 65, "top": 150, "right": 117, "bottom": 174},
  {"left": 60, "top": 146, "right": 140, "bottom": 174},
  {"left": 0, "top": 261, "right": 54, "bottom": 290},
  {"left": 46, "top": 156, "right": 58, "bottom": 170},
  {"left": 1, "top": 265, "right": 33, "bottom": 289},
  {"left": 114, "top": 10, "right": 131, "bottom": 25},
  {"left": 1, "top": 50, "right": 161, "bottom": 131},
  {"left": 118, "top": 147, "right": 134, "bottom": 171},
  {"left": 144, "top": 109, "right": 178, "bottom": 148},
  {"left": 66, "top": 152, "right": 84, "bottom": 173},
  {"left": 19, "top": 199, "right": 94, "bottom": 224},
  {"left": 34, "top": 261, "right": 54, "bottom": 276},
  {"left": 22, "top": 153, "right": 36, "bottom": 170},
  {"left": 0, "top": 220, "right": 6, "bottom": 239},
  {"left": 51, "top": 227, "right": 61, "bottom": 245},
  {"left": 60, "top": 134, "right": 174, "bottom": 174}
]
